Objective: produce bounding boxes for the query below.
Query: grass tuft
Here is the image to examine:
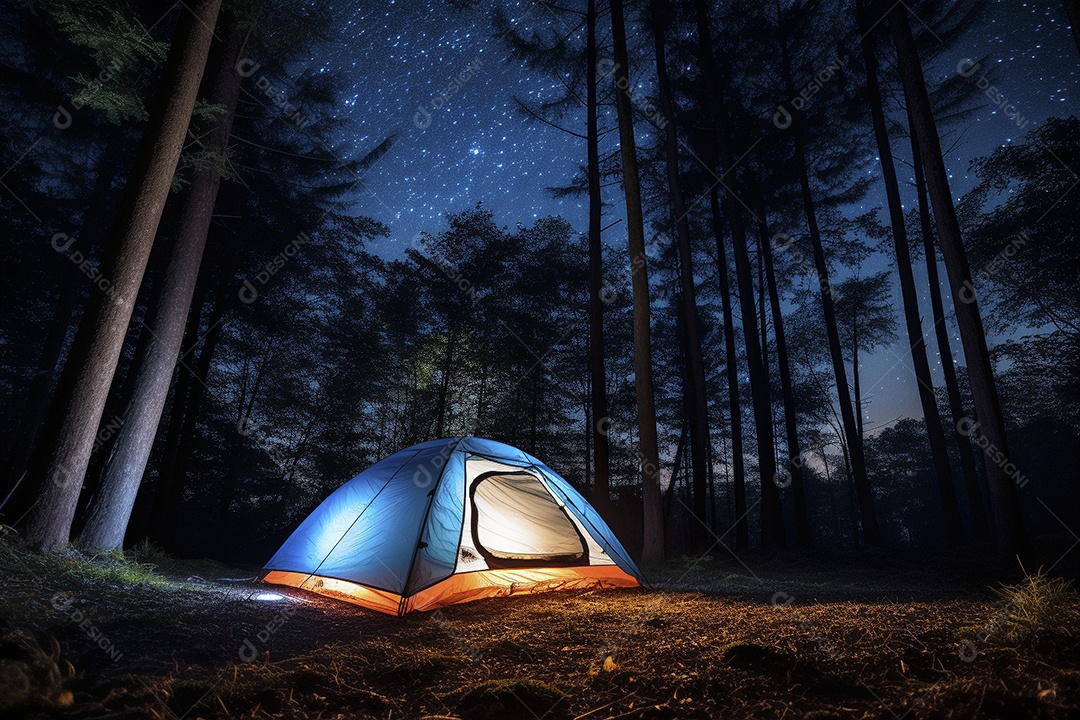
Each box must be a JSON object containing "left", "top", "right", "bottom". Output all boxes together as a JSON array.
[
  {"left": 0, "top": 527, "right": 169, "bottom": 589},
  {"left": 990, "top": 566, "right": 1075, "bottom": 644},
  {"left": 127, "top": 537, "right": 171, "bottom": 569}
]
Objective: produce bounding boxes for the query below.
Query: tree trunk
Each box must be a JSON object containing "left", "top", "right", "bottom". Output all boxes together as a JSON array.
[
  {"left": 707, "top": 188, "right": 748, "bottom": 550},
  {"left": 24, "top": 0, "right": 224, "bottom": 550},
  {"left": 707, "top": 435, "right": 716, "bottom": 533},
  {"left": 857, "top": 1, "right": 965, "bottom": 545},
  {"left": 852, "top": 320, "right": 863, "bottom": 440},
  {"left": 651, "top": 0, "right": 711, "bottom": 549},
  {"left": 693, "top": 0, "right": 783, "bottom": 550},
  {"left": 213, "top": 350, "right": 270, "bottom": 554},
  {"left": 77, "top": 306, "right": 156, "bottom": 529},
  {"left": 435, "top": 329, "right": 455, "bottom": 438},
  {"left": 128, "top": 271, "right": 208, "bottom": 542},
  {"left": 778, "top": 31, "right": 881, "bottom": 546},
  {"left": 888, "top": 4, "right": 1026, "bottom": 558},
  {"left": 755, "top": 224, "right": 778, "bottom": 550},
  {"left": 80, "top": 9, "right": 248, "bottom": 549},
  {"left": 584, "top": 394, "right": 592, "bottom": 494},
  {"left": 758, "top": 204, "right": 811, "bottom": 546},
  {"left": 610, "top": 0, "right": 664, "bottom": 566},
  {"left": 663, "top": 422, "right": 688, "bottom": 528},
  {"left": 586, "top": 0, "right": 611, "bottom": 506},
  {"left": 826, "top": 452, "right": 839, "bottom": 544},
  {"left": 1064, "top": 0, "right": 1080, "bottom": 57},
  {"left": 911, "top": 125, "right": 991, "bottom": 543},
  {"left": 757, "top": 232, "right": 770, "bottom": 388},
  {"left": 152, "top": 280, "right": 227, "bottom": 547}
]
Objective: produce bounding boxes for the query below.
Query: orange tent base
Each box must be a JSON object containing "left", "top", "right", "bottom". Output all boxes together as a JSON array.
[{"left": 262, "top": 565, "right": 640, "bottom": 616}]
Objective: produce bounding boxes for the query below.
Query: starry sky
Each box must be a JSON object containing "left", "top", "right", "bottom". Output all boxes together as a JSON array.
[
  {"left": 316, "top": 0, "right": 590, "bottom": 249},
  {"left": 297, "top": 0, "right": 1077, "bottom": 427}
]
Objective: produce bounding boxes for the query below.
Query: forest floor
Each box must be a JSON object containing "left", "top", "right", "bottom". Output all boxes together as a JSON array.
[{"left": 1, "top": 535, "right": 1078, "bottom": 720}]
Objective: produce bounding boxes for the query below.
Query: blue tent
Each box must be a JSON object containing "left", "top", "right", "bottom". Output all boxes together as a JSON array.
[{"left": 262, "top": 437, "right": 643, "bottom": 614}]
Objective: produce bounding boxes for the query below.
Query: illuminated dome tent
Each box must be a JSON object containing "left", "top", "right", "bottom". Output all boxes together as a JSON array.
[{"left": 261, "top": 437, "right": 643, "bottom": 615}]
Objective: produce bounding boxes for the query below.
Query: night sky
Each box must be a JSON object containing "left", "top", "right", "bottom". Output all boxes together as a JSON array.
[{"left": 291, "top": 0, "right": 1077, "bottom": 427}]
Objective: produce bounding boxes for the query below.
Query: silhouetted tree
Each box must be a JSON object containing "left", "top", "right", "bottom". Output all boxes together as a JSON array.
[
  {"left": 776, "top": 2, "right": 880, "bottom": 545},
  {"left": 609, "top": 0, "right": 664, "bottom": 565},
  {"left": 887, "top": 2, "right": 1025, "bottom": 557},
  {"left": 693, "top": 0, "right": 784, "bottom": 550},
  {"left": 26, "top": 0, "right": 224, "bottom": 550},
  {"left": 80, "top": 3, "right": 256, "bottom": 550}
]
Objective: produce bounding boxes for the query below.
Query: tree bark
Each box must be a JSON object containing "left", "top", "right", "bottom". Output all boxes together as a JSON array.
[
  {"left": 778, "top": 29, "right": 881, "bottom": 546},
  {"left": 857, "top": 0, "right": 965, "bottom": 545},
  {"left": 80, "top": 8, "right": 248, "bottom": 549},
  {"left": 78, "top": 304, "right": 156, "bottom": 527},
  {"left": 693, "top": 0, "right": 783, "bottom": 550},
  {"left": 757, "top": 232, "right": 770, "bottom": 391},
  {"left": 663, "top": 422, "right": 688, "bottom": 528},
  {"left": 651, "top": 0, "right": 711, "bottom": 550},
  {"left": 707, "top": 435, "right": 716, "bottom": 533},
  {"left": 758, "top": 203, "right": 811, "bottom": 546},
  {"left": 852, "top": 319, "right": 863, "bottom": 440},
  {"left": 610, "top": 0, "right": 664, "bottom": 566},
  {"left": 24, "top": 0, "right": 224, "bottom": 550},
  {"left": 910, "top": 125, "right": 991, "bottom": 543},
  {"left": 125, "top": 270, "right": 207, "bottom": 542},
  {"left": 888, "top": 4, "right": 1026, "bottom": 557},
  {"left": 584, "top": 393, "right": 592, "bottom": 493},
  {"left": 756, "top": 224, "right": 777, "bottom": 549},
  {"left": 151, "top": 279, "right": 227, "bottom": 547},
  {"left": 707, "top": 188, "right": 748, "bottom": 550},
  {"left": 585, "top": 0, "right": 611, "bottom": 507}
]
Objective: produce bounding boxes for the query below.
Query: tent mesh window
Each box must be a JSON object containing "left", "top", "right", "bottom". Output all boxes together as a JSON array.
[{"left": 469, "top": 471, "right": 586, "bottom": 567}]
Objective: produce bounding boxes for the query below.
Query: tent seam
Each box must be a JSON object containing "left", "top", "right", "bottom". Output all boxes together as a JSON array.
[
  {"left": 398, "top": 436, "right": 465, "bottom": 613},
  {"left": 304, "top": 445, "right": 428, "bottom": 590},
  {"left": 538, "top": 467, "right": 648, "bottom": 585}
]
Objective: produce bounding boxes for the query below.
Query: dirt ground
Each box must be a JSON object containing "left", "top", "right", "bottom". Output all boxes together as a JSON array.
[{"left": 1, "top": 541, "right": 1078, "bottom": 720}]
